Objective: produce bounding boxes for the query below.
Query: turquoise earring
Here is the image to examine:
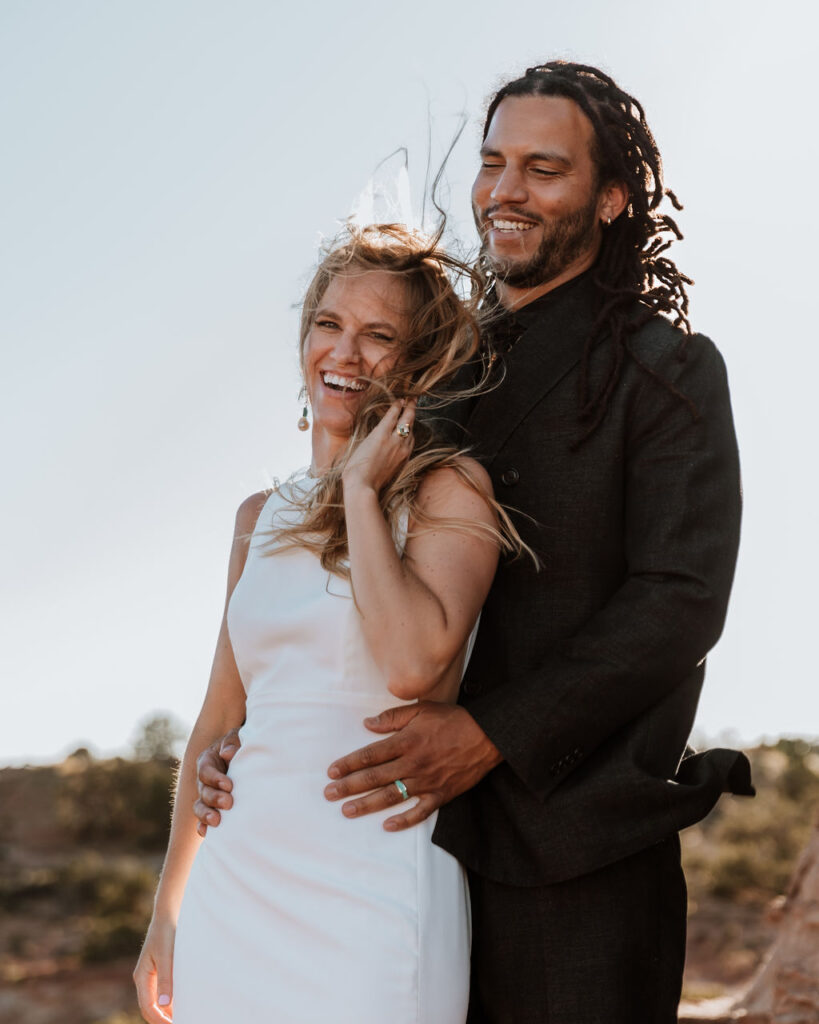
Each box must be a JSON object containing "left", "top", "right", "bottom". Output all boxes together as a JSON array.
[{"left": 297, "top": 388, "right": 310, "bottom": 431}]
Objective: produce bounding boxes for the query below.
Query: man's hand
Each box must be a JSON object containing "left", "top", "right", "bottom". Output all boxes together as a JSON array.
[
  {"left": 193, "top": 729, "right": 241, "bottom": 837},
  {"left": 324, "top": 702, "right": 502, "bottom": 831}
]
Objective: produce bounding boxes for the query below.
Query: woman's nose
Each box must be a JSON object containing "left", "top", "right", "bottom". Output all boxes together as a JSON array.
[{"left": 331, "top": 329, "right": 359, "bottom": 364}]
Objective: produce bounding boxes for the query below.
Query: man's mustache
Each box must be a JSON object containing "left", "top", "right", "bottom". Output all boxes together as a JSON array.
[{"left": 481, "top": 205, "right": 544, "bottom": 225}]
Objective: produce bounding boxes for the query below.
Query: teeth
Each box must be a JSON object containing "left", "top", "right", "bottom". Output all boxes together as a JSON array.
[
  {"left": 322, "top": 372, "right": 365, "bottom": 391},
  {"left": 492, "top": 219, "right": 534, "bottom": 231}
]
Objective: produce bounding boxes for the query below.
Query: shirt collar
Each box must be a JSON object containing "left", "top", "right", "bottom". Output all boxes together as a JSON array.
[{"left": 483, "top": 269, "right": 597, "bottom": 355}]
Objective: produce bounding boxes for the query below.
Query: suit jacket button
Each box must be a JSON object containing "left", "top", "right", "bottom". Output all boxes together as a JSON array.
[{"left": 500, "top": 468, "right": 520, "bottom": 486}]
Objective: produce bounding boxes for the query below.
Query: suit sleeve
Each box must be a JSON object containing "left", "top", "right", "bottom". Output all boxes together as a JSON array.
[{"left": 465, "top": 333, "right": 742, "bottom": 801}]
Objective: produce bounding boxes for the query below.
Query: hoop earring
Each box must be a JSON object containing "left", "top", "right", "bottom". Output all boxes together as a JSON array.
[{"left": 297, "top": 387, "right": 310, "bottom": 432}]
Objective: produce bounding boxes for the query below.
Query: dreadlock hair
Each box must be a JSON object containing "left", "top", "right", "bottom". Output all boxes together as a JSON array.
[{"left": 482, "top": 60, "right": 697, "bottom": 442}]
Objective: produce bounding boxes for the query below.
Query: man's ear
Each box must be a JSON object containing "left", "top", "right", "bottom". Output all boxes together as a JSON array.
[{"left": 598, "top": 180, "right": 629, "bottom": 225}]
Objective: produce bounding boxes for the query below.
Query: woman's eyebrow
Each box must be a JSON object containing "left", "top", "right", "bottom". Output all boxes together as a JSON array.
[{"left": 315, "top": 308, "right": 397, "bottom": 332}]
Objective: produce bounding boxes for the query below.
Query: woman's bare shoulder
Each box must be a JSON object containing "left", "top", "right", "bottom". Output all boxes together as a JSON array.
[
  {"left": 415, "top": 458, "right": 495, "bottom": 516},
  {"left": 234, "top": 490, "right": 272, "bottom": 537}
]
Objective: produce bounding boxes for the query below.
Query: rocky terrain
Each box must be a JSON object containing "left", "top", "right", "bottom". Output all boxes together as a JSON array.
[{"left": 1, "top": 735, "right": 817, "bottom": 1024}]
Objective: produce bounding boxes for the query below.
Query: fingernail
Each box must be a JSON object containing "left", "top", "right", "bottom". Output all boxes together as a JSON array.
[
  {"left": 325, "top": 784, "right": 338, "bottom": 798},
  {"left": 158, "top": 995, "right": 171, "bottom": 1006},
  {"left": 384, "top": 820, "right": 398, "bottom": 831},
  {"left": 363, "top": 716, "right": 377, "bottom": 725},
  {"left": 208, "top": 812, "right": 218, "bottom": 824},
  {"left": 343, "top": 803, "right": 358, "bottom": 817},
  {"left": 328, "top": 766, "right": 340, "bottom": 779}
]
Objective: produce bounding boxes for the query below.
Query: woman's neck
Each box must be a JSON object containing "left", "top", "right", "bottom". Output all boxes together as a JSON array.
[{"left": 310, "top": 427, "right": 348, "bottom": 476}]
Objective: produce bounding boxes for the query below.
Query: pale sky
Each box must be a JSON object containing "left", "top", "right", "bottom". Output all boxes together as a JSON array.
[{"left": 2, "top": 0, "right": 816, "bottom": 764}]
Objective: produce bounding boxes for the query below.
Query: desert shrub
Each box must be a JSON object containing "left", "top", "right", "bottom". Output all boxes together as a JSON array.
[
  {"left": 0, "top": 853, "right": 155, "bottom": 918},
  {"left": 92, "top": 1015, "right": 143, "bottom": 1024},
  {"left": 92, "top": 1014, "right": 143, "bottom": 1024},
  {"left": 683, "top": 739, "right": 819, "bottom": 906},
  {"left": 58, "top": 854, "right": 156, "bottom": 916},
  {"left": 0, "top": 864, "right": 61, "bottom": 909},
  {"left": 57, "top": 757, "right": 177, "bottom": 850},
  {"left": 80, "top": 915, "right": 146, "bottom": 963}
]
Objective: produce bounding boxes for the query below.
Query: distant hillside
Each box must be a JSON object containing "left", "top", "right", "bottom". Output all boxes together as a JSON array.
[
  {"left": 1, "top": 738, "right": 817, "bottom": 1024},
  {"left": 0, "top": 750, "right": 173, "bottom": 1024}
]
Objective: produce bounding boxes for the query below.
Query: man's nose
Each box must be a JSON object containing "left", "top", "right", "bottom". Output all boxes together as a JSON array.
[{"left": 490, "top": 166, "right": 527, "bottom": 205}]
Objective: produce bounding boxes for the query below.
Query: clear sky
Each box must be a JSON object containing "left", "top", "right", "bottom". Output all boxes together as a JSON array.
[{"left": 2, "top": 0, "right": 816, "bottom": 764}]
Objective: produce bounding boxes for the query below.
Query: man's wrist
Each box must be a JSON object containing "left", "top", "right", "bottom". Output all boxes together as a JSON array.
[{"left": 464, "top": 708, "right": 503, "bottom": 773}]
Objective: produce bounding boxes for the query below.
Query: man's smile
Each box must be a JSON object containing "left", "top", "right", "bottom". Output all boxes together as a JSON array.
[{"left": 491, "top": 219, "right": 538, "bottom": 233}]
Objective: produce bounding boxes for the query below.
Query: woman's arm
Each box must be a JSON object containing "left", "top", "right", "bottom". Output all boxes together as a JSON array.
[
  {"left": 343, "top": 404, "right": 499, "bottom": 700},
  {"left": 133, "top": 491, "right": 267, "bottom": 1024}
]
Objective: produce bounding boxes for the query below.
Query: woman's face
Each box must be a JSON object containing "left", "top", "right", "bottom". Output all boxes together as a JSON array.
[{"left": 304, "top": 270, "right": 410, "bottom": 442}]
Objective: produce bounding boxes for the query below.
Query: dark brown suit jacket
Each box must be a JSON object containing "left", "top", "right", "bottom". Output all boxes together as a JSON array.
[{"left": 432, "top": 274, "right": 753, "bottom": 886}]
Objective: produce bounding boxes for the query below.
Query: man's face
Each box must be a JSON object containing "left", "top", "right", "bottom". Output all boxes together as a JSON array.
[{"left": 472, "top": 94, "right": 603, "bottom": 290}]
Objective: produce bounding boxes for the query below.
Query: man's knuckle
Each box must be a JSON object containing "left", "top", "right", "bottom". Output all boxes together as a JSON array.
[{"left": 396, "top": 731, "right": 413, "bottom": 753}]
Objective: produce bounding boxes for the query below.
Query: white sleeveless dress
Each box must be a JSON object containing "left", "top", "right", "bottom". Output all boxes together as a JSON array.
[{"left": 172, "top": 481, "right": 472, "bottom": 1023}]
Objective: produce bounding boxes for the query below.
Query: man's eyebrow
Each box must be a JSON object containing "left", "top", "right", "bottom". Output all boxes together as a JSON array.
[
  {"left": 479, "top": 145, "right": 572, "bottom": 168},
  {"left": 528, "top": 150, "right": 572, "bottom": 167}
]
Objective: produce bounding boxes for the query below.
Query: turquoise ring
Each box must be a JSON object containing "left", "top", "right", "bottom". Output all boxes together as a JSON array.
[{"left": 393, "top": 779, "right": 410, "bottom": 801}]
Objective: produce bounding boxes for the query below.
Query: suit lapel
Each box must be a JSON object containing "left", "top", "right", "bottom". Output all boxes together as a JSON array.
[{"left": 466, "top": 276, "right": 602, "bottom": 464}]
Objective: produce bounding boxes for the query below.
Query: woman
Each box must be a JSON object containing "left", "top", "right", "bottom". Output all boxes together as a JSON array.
[{"left": 134, "top": 224, "right": 522, "bottom": 1024}]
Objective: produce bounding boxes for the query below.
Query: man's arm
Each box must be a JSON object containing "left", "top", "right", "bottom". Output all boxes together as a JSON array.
[
  {"left": 192, "top": 729, "right": 240, "bottom": 836},
  {"left": 323, "top": 334, "right": 742, "bottom": 826}
]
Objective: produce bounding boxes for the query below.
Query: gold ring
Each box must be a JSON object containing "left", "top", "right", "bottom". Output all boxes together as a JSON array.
[{"left": 396, "top": 423, "right": 411, "bottom": 439}]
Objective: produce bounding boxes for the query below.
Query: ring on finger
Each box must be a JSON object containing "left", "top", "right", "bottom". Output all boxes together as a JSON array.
[
  {"left": 396, "top": 423, "right": 412, "bottom": 439},
  {"left": 393, "top": 778, "right": 410, "bottom": 801}
]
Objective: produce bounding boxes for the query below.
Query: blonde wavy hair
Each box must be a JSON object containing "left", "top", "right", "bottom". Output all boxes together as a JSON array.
[{"left": 264, "top": 222, "right": 532, "bottom": 577}]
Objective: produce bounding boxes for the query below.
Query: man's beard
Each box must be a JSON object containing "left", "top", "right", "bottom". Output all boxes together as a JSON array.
[{"left": 479, "top": 196, "right": 599, "bottom": 289}]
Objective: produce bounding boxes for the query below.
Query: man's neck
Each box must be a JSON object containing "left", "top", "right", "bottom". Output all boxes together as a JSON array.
[{"left": 496, "top": 248, "right": 598, "bottom": 312}]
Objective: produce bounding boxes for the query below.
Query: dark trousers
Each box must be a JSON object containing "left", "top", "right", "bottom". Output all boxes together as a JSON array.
[{"left": 466, "top": 835, "right": 687, "bottom": 1024}]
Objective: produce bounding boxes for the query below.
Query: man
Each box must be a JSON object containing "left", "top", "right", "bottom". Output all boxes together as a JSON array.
[{"left": 197, "top": 61, "right": 752, "bottom": 1022}]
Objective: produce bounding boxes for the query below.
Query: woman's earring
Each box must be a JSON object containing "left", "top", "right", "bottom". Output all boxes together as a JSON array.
[{"left": 297, "top": 388, "right": 310, "bottom": 432}]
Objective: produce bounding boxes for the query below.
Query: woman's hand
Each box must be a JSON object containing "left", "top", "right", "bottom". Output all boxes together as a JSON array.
[
  {"left": 134, "top": 916, "right": 176, "bottom": 1024},
  {"left": 342, "top": 399, "right": 416, "bottom": 494}
]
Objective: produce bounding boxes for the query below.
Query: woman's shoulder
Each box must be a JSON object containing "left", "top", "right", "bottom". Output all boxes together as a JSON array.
[
  {"left": 234, "top": 489, "right": 274, "bottom": 537},
  {"left": 416, "top": 458, "right": 495, "bottom": 515}
]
